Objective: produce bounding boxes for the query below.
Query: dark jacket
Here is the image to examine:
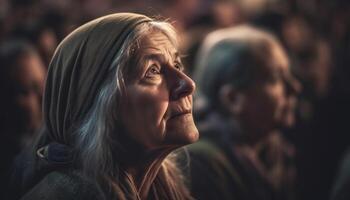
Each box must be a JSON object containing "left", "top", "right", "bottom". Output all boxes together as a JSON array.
[
  {"left": 331, "top": 147, "right": 350, "bottom": 200},
  {"left": 21, "top": 170, "right": 105, "bottom": 200},
  {"left": 10, "top": 143, "right": 105, "bottom": 200},
  {"left": 187, "top": 112, "right": 295, "bottom": 200}
]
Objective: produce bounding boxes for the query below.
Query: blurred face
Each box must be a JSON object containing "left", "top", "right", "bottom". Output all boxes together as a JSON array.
[
  {"left": 239, "top": 43, "right": 300, "bottom": 138},
  {"left": 120, "top": 31, "right": 199, "bottom": 150},
  {"left": 11, "top": 53, "right": 46, "bottom": 132}
]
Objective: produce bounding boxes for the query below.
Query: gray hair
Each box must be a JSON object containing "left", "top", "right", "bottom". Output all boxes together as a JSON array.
[
  {"left": 74, "top": 20, "right": 178, "bottom": 186},
  {"left": 194, "top": 25, "right": 287, "bottom": 110}
]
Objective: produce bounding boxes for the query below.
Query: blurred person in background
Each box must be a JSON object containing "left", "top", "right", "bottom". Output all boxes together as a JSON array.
[
  {"left": 177, "top": 0, "right": 244, "bottom": 76},
  {"left": 187, "top": 25, "right": 300, "bottom": 200},
  {"left": 0, "top": 40, "right": 46, "bottom": 199},
  {"left": 252, "top": 7, "right": 348, "bottom": 199},
  {"left": 330, "top": 19, "right": 350, "bottom": 200},
  {"left": 10, "top": 21, "right": 58, "bottom": 67}
]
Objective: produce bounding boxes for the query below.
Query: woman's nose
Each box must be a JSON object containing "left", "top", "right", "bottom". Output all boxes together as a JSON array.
[{"left": 170, "top": 71, "right": 196, "bottom": 100}]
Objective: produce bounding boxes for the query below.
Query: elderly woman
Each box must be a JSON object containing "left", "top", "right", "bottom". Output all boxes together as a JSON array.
[
  {"left": 16, "top": 13, "right": 198, "bottom": 200},
  {"left": 187, "top": 25, "right": 300, "bottom": 200}
]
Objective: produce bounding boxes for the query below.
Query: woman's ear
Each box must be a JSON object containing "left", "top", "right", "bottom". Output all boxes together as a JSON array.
[{"left": 219, "top": 84, "right": 245, "bottom": 115}]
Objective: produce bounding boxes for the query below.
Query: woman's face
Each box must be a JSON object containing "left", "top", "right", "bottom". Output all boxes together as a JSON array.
[
  {"left": 120, "top": 31, "right": 199, "bottom": 150},
  {"left": 239, "top": 44, "right": 300, "bottom": 138}
]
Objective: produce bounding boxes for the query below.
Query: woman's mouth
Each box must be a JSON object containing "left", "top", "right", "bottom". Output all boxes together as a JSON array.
[{"left": 169, "top": 109, "right": 191, "bottom": 120}]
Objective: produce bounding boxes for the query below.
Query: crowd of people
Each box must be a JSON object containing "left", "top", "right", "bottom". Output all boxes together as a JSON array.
[{"left": 0, "top": 0, "right": 349, "bottom": 199}]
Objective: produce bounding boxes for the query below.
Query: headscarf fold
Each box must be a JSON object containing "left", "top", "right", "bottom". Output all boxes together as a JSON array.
[{"left": 43, "top": 13, "right": 151, "bottom": 145}]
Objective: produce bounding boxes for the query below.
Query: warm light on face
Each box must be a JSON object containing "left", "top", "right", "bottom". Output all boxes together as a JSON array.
[{"left": 119, "top": 31, "right": 199, "bottom": 151}]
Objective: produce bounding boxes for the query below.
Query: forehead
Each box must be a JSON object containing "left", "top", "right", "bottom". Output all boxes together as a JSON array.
[
  {"left": 125, "top": 31, "right": 178, "bottom": 81},
  {"left": 138, "top": 31, "right": 177, "bottom": 56},
  {"left": 270, "top": 43, "right": 289, "bottom": 70},
  {"left": 256, "top": 42, "right": 289, "bottom": 75}
]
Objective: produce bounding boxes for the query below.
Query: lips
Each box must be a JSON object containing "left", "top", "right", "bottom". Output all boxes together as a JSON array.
[{"left": 169, "top": 109, "right": 191, "bottom": 120}]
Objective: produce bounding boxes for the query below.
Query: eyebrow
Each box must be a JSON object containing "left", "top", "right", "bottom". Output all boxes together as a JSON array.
[{"left": 142, "top": 52, "right": 181, "bottom": 63}]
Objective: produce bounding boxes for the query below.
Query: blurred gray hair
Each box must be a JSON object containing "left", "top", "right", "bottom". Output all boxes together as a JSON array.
[{"left": 193, "top": 25, "right": 287, "bottom": 110}]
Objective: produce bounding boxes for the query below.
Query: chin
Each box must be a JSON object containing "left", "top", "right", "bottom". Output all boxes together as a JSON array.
[
  {"left": 164, "top": 124, "right": 199, "bottom": 146},
  {"left": 183, "top": 127, "right": 200, "bottom": 144}
]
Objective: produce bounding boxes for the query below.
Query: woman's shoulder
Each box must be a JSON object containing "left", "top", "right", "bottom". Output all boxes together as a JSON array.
[
  {"left": 186, "top": 138, "right": 237, "bottom": 179},
  {"left": 20, "top": 170, "right": 105, "bottom": 200},
  {"left": 187, "top": 138, "right": 228, "bottom": 161},
  {"left": 186, "top": 139, "right": 248, "bottom": 199}
]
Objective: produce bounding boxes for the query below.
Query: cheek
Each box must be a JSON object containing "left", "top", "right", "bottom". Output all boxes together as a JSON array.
[
  {"left": 142, "top": 99, "right": 168, "bottom": 136},
  {"left": 246, "top": 84, "right": 285, "bottom": 126},
  {"left": 121, "top": 85, "right": 169, "bottom": 148},
  {"left": 281, "top": 91, "right": 298, "bottom": 127},
  {"left": 268, "top": 83, "right": 286, "bottom": 115},
  {"left": 261, "top": 84, "right": 287, "bottom": 126}
]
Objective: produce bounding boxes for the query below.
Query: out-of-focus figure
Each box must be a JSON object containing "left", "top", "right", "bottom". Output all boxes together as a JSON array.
[
  {"left": 187, "top": 25, "right": 300, "bottom": 200},
  {"left": 253, "top": 10, "right": 348, "bottom": 200},
  {"left": 11, "top": 19, "right": 59, "bottom": 67},
  {"left": 0, "top": 40, "right": 46, "bottom": 198}
]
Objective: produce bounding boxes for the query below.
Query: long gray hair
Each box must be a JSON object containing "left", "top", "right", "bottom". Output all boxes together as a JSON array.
[{"left": 74, "top": 21, "right": 191, "bottom": 199}]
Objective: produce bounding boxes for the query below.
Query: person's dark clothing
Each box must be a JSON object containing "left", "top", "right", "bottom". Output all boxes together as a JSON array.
[
  {"left": 188, "top": 139, "right": 275, "bottom": 200},
  {"left": 188, "top": 115, "right": 273, "bottom": 200},
  {"left": 331, "top": 147, "right": 350, "bottom": 200},
  {"left": 187, "top": 112, "right": 295, "bottom": 200},
  {"left": 0, "top": 136, "right": 21, "bottom": 199},
  {"left": 287, "top": 91, "right": 350, "bottom": 200},
  {"left": 9, "top": 142, "right": 75, "bottom": 199},
  {"left": 21, "top": 170, "right": 105, "bottom": 200}
]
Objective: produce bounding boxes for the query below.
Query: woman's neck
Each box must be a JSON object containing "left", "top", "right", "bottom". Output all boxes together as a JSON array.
[{"left": 124, "top": 147, "right": 175, "bottom": 199}]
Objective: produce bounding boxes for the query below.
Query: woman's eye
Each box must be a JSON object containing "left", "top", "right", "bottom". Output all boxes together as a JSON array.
[
  {"left": 145, "top": 64, "right": 161, "bottom": 78},
  {"left": 174, "top": 62, "right": 183, "bottom": 71}
]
